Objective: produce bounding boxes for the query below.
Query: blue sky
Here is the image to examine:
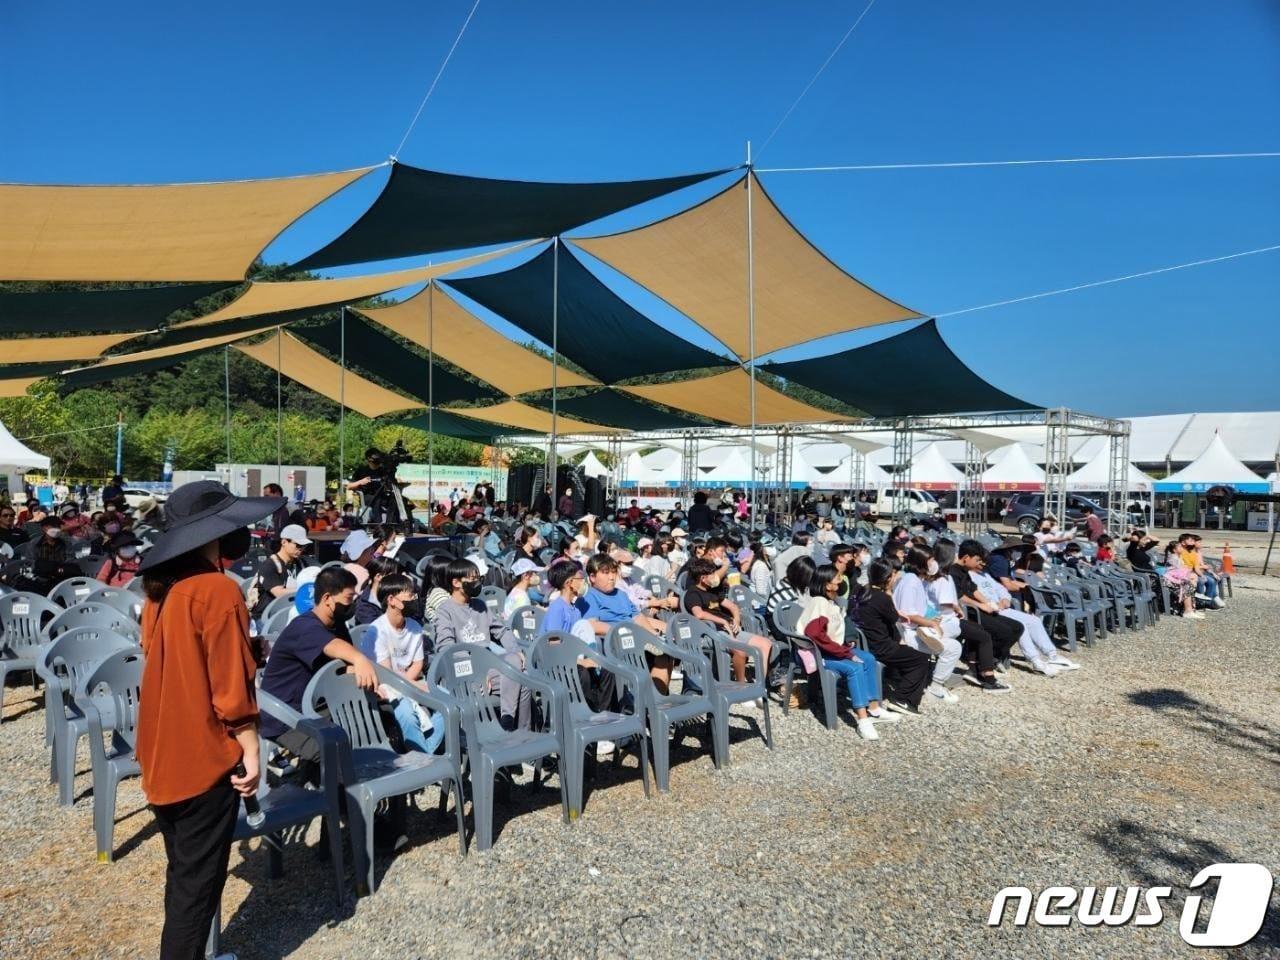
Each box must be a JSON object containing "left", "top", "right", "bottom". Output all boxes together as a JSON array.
[{"left": 4, "top": 0, "right": 1279, "bottom": 416}]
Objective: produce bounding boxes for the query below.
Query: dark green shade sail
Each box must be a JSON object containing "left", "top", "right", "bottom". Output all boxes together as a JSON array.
[
  {"left": 292, "top": 162, "right": 734, "bottom": 271},
  {"left": 0, "top": 361, "right": 70, "bottom": 380},
  {"left": 0, "top": 282, "right": 232, "bottom": 335},
  {"left": 395, "top": 408, "right": 509, "bottom": 442},
  {"left": 445, "top": 243, "right": 732, "bottom": 383},
  {"left": 293, "top": 315, "right": 500, "bottom": 406},
  {"left": 761, "top": 319, "right": 1035, "bottom": 416},
  {"left": 59, "top": 347, "right": 221, "bottom": 389},
  {"left": 526, "top": 388, "right": 714, "bottom": 431}
]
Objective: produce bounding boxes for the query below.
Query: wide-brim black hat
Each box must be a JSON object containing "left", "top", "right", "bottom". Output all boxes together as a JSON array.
[
  {"left": 139, "top": 480, "right": 284, "bottom": 572},
  {"left": 990, "top": 537, "right": 1032, "bottom": 553},
  {"left": 106, "top": 530, "right": 144, "bottom": 553}
]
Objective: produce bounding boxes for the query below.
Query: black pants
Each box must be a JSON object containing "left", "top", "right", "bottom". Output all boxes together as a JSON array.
[
  {"left": 868, "top": 640, "right": 931, "bottom": 707},
  {"left": 152, "top": 774, "right": 238, "bottom": 960},
  {"left": 957, "top": 619, "right": 996, "bottom": 673},
  {"left": 973, "top": 609, "right": 1021, "bottom": 661}
]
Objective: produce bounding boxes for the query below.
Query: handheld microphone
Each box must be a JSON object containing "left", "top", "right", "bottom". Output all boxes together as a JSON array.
[{"left": 234, "top": 762, "right": 265, "bottom": 829}]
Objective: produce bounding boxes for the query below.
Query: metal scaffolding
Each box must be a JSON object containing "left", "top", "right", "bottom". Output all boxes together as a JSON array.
[
  {"left": 1106, "top": 426, "right": 1131, "bottom": 536},
  {"left": 891, "top": 419, "right": 914, "bottom": 523},
  {"left": 960, "top": 440, "right": 988, "bottom": 536}
]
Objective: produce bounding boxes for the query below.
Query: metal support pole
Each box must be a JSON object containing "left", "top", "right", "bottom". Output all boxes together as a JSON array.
[
  {"left": 961, "top": 441, "right": 986, "bottom": 537},
  {"left": 745, "top": 144, "right": 759, "bottom": 520},
  {"left": 1106, "top": 421, "right": 1131, "bottom": 537},
  {"left": 115, "top": 413, "right": 123, "bottom": 476},
  {"left": 224, "top": 346, "right": 232, "bottom": 472},
  {"left": 428, "top": 283, "right": 435, "bottom": 508},
  {"left": 892, "top": 419, "right": 914, "bottom": 524},
  {"left": 338, "top": 307, "right": 346, "bottom": 507},
  {"left": 275, "top": 327, "right": 283, "bottom": 487},
  {"left": 1044, "top": 408, "right": 1071, "bottom": 528},
  {"left": 549, "top": 238, "right": 560, "bottom": 490}
]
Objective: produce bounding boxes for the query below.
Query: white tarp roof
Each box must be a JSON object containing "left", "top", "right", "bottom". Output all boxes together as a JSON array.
[
  {"left": 1159, "top": 433, "right": 1266, "bottom": 486},
  {"left": 699, "top": 448, "right": 754, "bottom": 484},
  {"left": 981, "top": 443, "right": 1045, "bottom": 486},
  {"left": 909, "top": 442, "right": 965, "bottom": 486},
  {"left": 1067, "top": 446, "right": 1155, "bottom": 491},
  {"left": 0, "top": 420, "right": 50, "bottom": 472},
  {"left": 578, "top": 451, "right": 609, "bottom": 478}
]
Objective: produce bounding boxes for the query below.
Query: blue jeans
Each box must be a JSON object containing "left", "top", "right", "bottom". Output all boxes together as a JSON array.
[
  {"left": 392, "top": 697, "right": 444, "bottom": 753},
  {"left": 822, "top": 650, "right": 881, "bottom": 709},
  {"left": 1196, "top": 575, "right": 1219, "bottom": 601}
]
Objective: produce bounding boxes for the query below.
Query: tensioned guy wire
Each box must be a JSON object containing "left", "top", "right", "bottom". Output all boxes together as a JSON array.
[
  {"left": 392, "top": 0, "right": 482, "bottom": 159},
  {"left": 757, "top": 0, "right": 878, "bottom": 158},
  {"left": 756, "top": 151, "right": 1280, "bottom": 173},
  {"left": 932, "top": 244, "right": 1280, "bottom": 320}
]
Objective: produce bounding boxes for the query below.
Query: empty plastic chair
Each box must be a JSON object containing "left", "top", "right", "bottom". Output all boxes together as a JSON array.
[
  {"left": 303, "top": 661, "right": 465, "bottom": 893},
  {"left": 428, "top": 645, "right": 566, "bottom": 852},
  {"left": 92, "top": 587, "right": 143, "bottom": 622},
  {"left": 668, "top": 615, "right": 773, "bottom": 763},
  {"left": 528, "top": 631, "right": 650, "bottom": 819},
  {"left": 479, "top": 586, "right": 506, "bottom": 620},
  {"left": 0, "top": 592, "right": 61, "bottom": 717},
  {"left": 49, "top": 577, "right": 107, "bottom": 608},
  {"left": 603, "top": 622, "right": 719, "bottom": 792},
  {"left": 73, "top": 648, "right": 144, "bottom": 862},
  {"left": 260, "top": 603, "right": 295, "bottom": 639},
  {"left": 508, "top": 605, "right": 544, "bottom": 649},
  {"left": 46, "top": 601, "right": 140, "bottom": 644},
  {"left": 260, "top": 591, "right": 298, "bottom": 624}
]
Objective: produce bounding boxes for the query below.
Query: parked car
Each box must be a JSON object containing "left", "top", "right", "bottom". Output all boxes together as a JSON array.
[
  {"left": 873, "top": 487, "right": 941, "bottom": 517},
  {"left": 103, "top": 486, "right": 168, "bottom": 510},
  {"left": 1002, "top": 492, "right": 1115, "bottom": 535}
]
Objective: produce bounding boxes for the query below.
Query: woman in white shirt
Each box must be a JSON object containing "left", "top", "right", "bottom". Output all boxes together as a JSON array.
[{"left": 892, "top": 547, "right": 962, "bottom": 704}]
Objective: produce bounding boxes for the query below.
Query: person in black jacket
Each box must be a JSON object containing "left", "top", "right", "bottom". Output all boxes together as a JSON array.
[
  {"left": 848, "top": 559, "right": 931, "bottom": 715},
  {"left": 686, "top": 491, "right": 716, "bottom": 534}
]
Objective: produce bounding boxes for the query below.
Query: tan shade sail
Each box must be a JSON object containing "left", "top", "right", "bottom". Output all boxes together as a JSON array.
[
  {"left": 0, "top": 376, "right": 42, "bottom": 398},
  {"left": 236, "top": 333, "right": 422, "bottom": 418},
  {"left": 6, "top": 332, "right": 139, "bottom": 363},
  {"left": 572, "top": 173, "right": 919, "bottom": 359},
  {"left": 621, "top": 368, "right": 849, "bottom": 426},
  {"left": 178, "top": 241, "right": 535, "bottom": 329},
  {"left": 80, "top": 321, "right": 285, "bottom": 371},
  {"left": 446, "top": 400, "right": 622, "bottom": 435},
  {"left": 0, "top": 167, "right": 374, "bottom": 282},
  {"left": 358, "top": 285, "right": 597, "bottom": 396}
]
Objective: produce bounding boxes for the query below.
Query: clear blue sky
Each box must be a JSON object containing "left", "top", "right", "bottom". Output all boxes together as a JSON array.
[{"left": 4, "top": 0, "right": 1279, "bottom": 417}]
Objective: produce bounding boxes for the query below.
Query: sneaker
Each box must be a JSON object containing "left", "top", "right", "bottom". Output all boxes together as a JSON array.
[
  {"left": 994, "top": 658, "right": 1011, "bottom": 674},
  {"left": 856, "top": 717, "right": 880, "bottom": 741},
  {"left": 980, "top": 678, "right": 1013, "bottom": 693},
  {"left": 1186, "top": 611, "right": 1206, "bottom": 620},
  {"left": 867, "top": 708, "right": 901, "bottom": 723},
  {"left": 927, "top": 682, "right": 960, "bottom": 703},
  {"left": 1193, "top": 593, "right": 1210, "bottom": 603},
  {"left": 596, "top": 739, "right": 616, "bottom": 760},
  {"left": 1050, "top": 655, "right": 1081, "bottom": 671},
  {"left": 1212, "top": 597, "right": 1225, "bottom": 609},
  {"left": 884, "top": 699, "right": 920, "bottom": 716},
  {"left": 1032, "top": 658, "right": 1060, "bottom": 678}
]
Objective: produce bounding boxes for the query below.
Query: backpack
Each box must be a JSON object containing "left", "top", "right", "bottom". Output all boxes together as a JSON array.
[{"left": 246, "top": 555, "right": 285, "bottom": 616}]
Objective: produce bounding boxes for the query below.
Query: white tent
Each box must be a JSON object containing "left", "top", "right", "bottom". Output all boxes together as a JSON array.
[
  {"left": 1066, "top": 446, "right": 1155, "bottom": 492},
  {"left": 908, "top": 442, "right": 965, "bottom": 489},
  {"left": 981, "top": 444, "right": 1045, "bottom": 490},
  {"left": 578, "top": 451, "right": 609, "bottom": 478},
  {"left": 627, "top": 448, "right": 681, "bottom": 487},
  {"left": 0, "top": 420, "right": 50, "bottom": 472},
  {"left": 1153, "top": 433, "right": 1269, "bottom": 493},
  {"left": 699, "top": 448, "right": 754, "bottom": 485}
]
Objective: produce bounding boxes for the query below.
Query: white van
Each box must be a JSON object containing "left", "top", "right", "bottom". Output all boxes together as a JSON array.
[{"left": 872, "top": 488, "right": 940, "bottom": 517}]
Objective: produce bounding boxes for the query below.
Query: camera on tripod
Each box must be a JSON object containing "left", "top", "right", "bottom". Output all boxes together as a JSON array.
[{"left": 383, "top": 439, "right": 411, "bottom": 468}]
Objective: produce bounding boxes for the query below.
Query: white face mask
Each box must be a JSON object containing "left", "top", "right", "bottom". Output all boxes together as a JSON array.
[
  {"left": 619, "top": 564, "right": 633, "bottom": 579},
  {"left": 118, "top": 546, "right": 139, "bottom": 559},
  {"left": 926, "top": 558, "right": 940, "bottom": 576}
]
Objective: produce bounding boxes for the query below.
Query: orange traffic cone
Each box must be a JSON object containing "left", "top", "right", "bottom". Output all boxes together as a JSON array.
[{"left": 1222, "top": 541, "right": 1236, "bottom": 574}]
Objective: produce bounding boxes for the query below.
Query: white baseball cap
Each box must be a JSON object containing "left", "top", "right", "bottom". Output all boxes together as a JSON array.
[
  {"left": 512, "top": 558, "right": 543, "bottom": 577},
  {"left": 671, "top": 528, "right": 688, "bottom": 539},
  {"left": 340, "top": 528, "right": 375, "bottom": 559},
  {"left": 280, "top": 523, "right": 312, "bottom": 545}
]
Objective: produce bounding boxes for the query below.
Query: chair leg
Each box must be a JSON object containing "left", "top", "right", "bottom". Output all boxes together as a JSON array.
[
  {"left": 820, "top": 673, "right": 838, "bottom": 731},
  {"left": 96, "top": 771, "right": 118, "bottom": 863},
  {"left": 780, "top": 667, "right": 792, "bottom": 716},
  {"left": 58, "top": 728, "right": 78, "bottom": 806},
  {"left": 345, "top": 797, "right": 373, "bottom": 897},
  {"left": 761, "top": 696, "right": 774, "bottom": 750},
  {"left": 474, "top": 758, "right": 496, "bottom": 851},
  {"left": 320, "top": 813, "right": 345, "bottom": 906},
  {"left": 651, "top": 714, "right": 671, "bottom": 793},
  {"left": 567, "top": 734, "right": 585, "bottom": 821},
  {"left": 452, "top": 778, "right": 468, "bottom": 857},
  {"left": 637, "top": 732, "right": 651, "bottom": 799}
]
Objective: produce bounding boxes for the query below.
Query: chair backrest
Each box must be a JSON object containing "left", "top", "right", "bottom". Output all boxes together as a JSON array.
[
  {"left": 427, "top": 644, "right": 509, "bottom": 736},
  {"left": 479, "top": 586, "right": 506, "bottom": 619},
  {"left": 93, "top": 587, "right": 143, "bottom": 621},
  {"left": 528, "top": 631, "right": 590, "bottom": 709},
  {"left": 508, "top": 604, "right": 544, "bottom": 646},
  {"left": 262, "top": 591, "right": 298, "bottom": 622},
  {"left": 349, "top": 622, "right": 377, "bottom": 661},
  {"left": 78, "top": 648, "right": 144, "bottom": 749},
  {"left": 224, "top": 569, "right": 245, "bottom": 586},
  {"left": 667, "top": 614, "right": 725, "bottom": 673},
  {"left": 50, "top": 577, "right": 107, "bottom": 608},
  {"left": 302, "top": 660, "right": 392, "bottom": 751},
  {"left": 603, "top": 621, "right": 650, "bottom": 674},
  {"left": 0, "top": 592, "right": 61, "bottom": 656},
  {"left": 39, "top": 627, "right": 138, "bottom": 701},
  {"left": 47, "top": 601, "right": 140, "bottom": 643},
  {"left": 261, "top": 603, "right": 294, "bottom": 638},
  {"left": 772, "top": 599, "right": 804, "bottom": 637}
]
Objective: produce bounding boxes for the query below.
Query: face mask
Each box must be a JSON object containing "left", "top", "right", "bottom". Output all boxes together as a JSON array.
[
  {"left": 218, "top": 527, "right": 252, "bottom": 561},
  {"left": 462, "top": 580, "right": 482, "bottom": 600},
  {"left": 573, "top": 578, "right": 588, "bottom": 597},
  {"left": 330, "top": 600, "right": 354, "bottom": 622},
  {"left": 707, "top": 575, "right": 722, "bottom": 589},
  {"left": 619, "top": 564, "right": 633, "bottom": 579},
  {"left": 926, "top": 558, "right": 940, "bottom": 576},
  {"left": 118, "top": 546, "right": 139, "bottom": 560},
  {"left": 46, "top": 528, "right": 63, "bottom": 539}
]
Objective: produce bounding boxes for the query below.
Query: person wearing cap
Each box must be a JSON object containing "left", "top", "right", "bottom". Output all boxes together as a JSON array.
[
  {"left": 134, "top": 480, "right": 283, "bottom": 959},
  {"left": 60, "top": 503, "right": 91, "bottom": 540},
  {"left": 249, "top": 523, "right": 310, "bottom": 626},
  {"left": 95, "top": 530, "right": 144, "bottom": 587},
  {"left": 0, "top": 502, "right": 28, "bottom": 550},
  {"left": 632, "top": 537, "right": 660, "bottom": 580},
  {"left": 504, "top": 558, "right": 543, "bottom": 618}
]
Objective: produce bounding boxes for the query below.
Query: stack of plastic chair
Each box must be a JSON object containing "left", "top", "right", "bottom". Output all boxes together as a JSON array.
[
  {"left": 603, "top": 622, "right": 719, "bottom": 792},
  {"left": 303, "top": 661, "right": 466, "bottom": 893},
  {"left": 770, "top": 600, "right": 838, "bottom": 730},
  {"left": 49, "top": 577, "right": 107, "bottom": 608},
  {"left": 74, "top": 647, "right": 144, "bottom": 862},
  {"left": 46, "top": 601, "right": 140, "bottom": 645},
  {"left": 428, "top": 645, "right": 565, "bottom": 852},
  {"left": 93, "top": 586, "right": 143, "bottom": 622},
  {"left": 667, "top": 615, "right": 773, "bottom": 762},
  {"left": 528, "top": 631, "right": 650, "bottom": 819},
  {"left": 0, "top": 592, "right": 61, "bottom": 716}
]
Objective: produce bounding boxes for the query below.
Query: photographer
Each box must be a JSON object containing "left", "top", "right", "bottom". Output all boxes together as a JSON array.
[{"left": 347, "top": 443, "right": 413, "bottom": 527}]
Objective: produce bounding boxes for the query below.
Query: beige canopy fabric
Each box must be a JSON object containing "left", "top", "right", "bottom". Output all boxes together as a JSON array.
[
  {"left": 447, "top": 399, "right": 621, "bottom": 435},
  {"left": 573, "top": 173, "right": 919, "bottom": 359},
  {"left": 6, "top": 332, "right": 139, "bottom": 363},
  {"left": 0, "top": 376, "right": 43, "bottom": 398},
  {"left": 75, "top": 321, "right": 285, "bottom": 371},
  {"left": 621, "top": 368, "right": 849, "bottom": 426},
  {"left": 236, "top": 333, "right": 422, "bottom": 418},
  {"left": 358, "top": 285, "right": 597, "bottom": 396},
  {"left": 178, "top": 241, "right": 535, "bottom": 329},
  {"left": 0, "top": 166, "right": 374, "bottom": 282}
]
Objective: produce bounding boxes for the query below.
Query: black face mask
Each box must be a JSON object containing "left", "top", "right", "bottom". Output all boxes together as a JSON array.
[
  {"left": 219, "top": 527, "right": 252, "bottom": 561},
  {"left": 462, "top": 580, "right": 482, "bottom": 600},
  {"left": 331, "top": 600, "right": 354, "bottom": 623}
]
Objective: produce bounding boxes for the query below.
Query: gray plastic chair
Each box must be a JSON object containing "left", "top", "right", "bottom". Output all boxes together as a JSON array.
[
  {"left": 46, "top": 601, "right": 141, "bottom": 644},
  {"left": 260, "top": 603, "right": 295, "bottom": 639},
  {"left": 428, "top": 644, "right": 566, "bottom": 851},
  {"left": 0, "top": 592, "right": 61, "bottom": 717},
  {"left": 479, "top": 586, "right": 506, "bottom": 620},
  {"left": 603, "top": 622, "right": 720, "bottom": 792},
  {"left": 508, "top": 604, "right": 544, "bottom": 649},
  {"left": 125, "top": 575, "right": 146, "bottom": 595},
  {"left": 772, "top": 600, "right": 838, "bottom": 730},
  {"left": 261, "top": 591, "right": 298, "bottom": 624},
  {"left": 349, "top": 622, "right": 377, "bottom": 661},
  {"left": 90, "top": 586, "right": 142, "bottom": 622},
  {"left": 528, "top": 631, "right": 650, "bottom": 819},
  {"left": 73, "top": 648, "right": 143, "bottom": 862},
  {"left": 49, "top": 577, "right": 107, "bottom": 608},
  {"left": 37, "top": 628, "right": 138, "bottom": 806},
  {"left": 303, "top": 661, "right": 466, "bottom": 894},
  {"left": 668, "top": 615, "right": 773, "bottom": 763}
]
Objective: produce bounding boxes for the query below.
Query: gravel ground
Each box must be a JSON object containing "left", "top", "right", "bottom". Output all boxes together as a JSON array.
[{"left": 2, "top": 580, "right": 1278, "bottom": 960}]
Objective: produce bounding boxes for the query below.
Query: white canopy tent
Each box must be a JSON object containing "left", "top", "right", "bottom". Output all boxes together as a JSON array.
[
  {"left": 1067, "top": 446, "right": 1155, "bottom": 492},
  {"left": 0, "top": 420, "right": 50, "bottom": 472},
  {"left": 909, "top": 442, "right": 965, "bottom": 489},
  {"left": 1154, "top": 433, "right": 1269, "bottom": 493},
  {"left": 980, "top": 444, "right": 1045, "bottom": 490},
  {"left": 578, "top": 450, "right": 609, "bottom": 478}
]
